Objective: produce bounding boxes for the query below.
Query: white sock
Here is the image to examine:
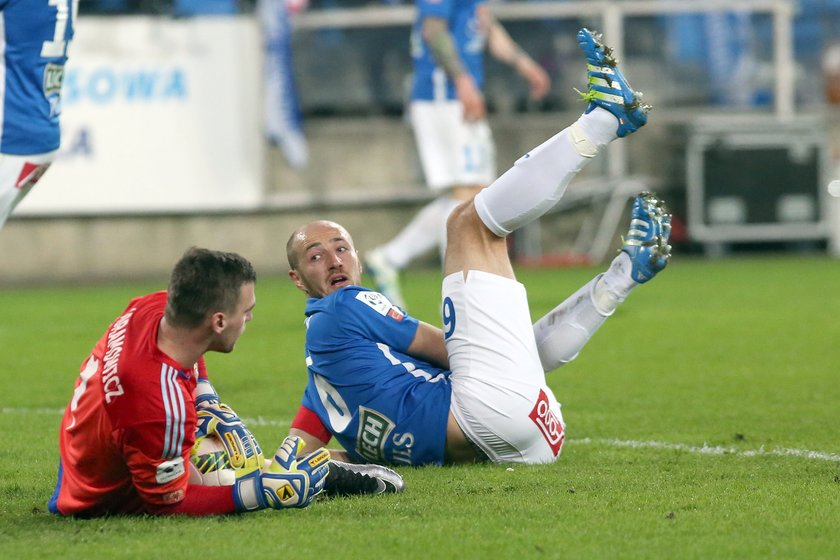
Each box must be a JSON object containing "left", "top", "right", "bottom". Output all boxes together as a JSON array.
[
  {"left": 379, "top": 195, "right": 460, "bottom": 269},
  {"left": 532, "top": 250, "right": 639, "bottom": 372},
  {"left": 592, "top": 252, "right": 638, "bottom": 314},
  {"left": 474, "top": 107, "right": 618, "bottom": 237},
  {"left": 532, "top": 276, "right": 610, "bottom": 372}
]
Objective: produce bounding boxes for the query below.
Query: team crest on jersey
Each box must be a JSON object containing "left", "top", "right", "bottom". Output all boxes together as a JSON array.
[
  {"left": 528, "top": 389, "right": 565, "bottom": 457},
  {"left": 355, "top": 291, "right": 402, "bottom": 320}
]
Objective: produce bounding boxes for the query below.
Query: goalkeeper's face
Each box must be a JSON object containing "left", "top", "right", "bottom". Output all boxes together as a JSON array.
[
  {"left": 210, "top": 281, "right": 256, "bottom": 353},
  {"left": 288, "top": 221, "right": 363, "bottom": 299}
]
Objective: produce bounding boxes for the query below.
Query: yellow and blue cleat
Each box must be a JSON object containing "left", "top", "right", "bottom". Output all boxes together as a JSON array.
[
  {"left": 622, "top": 192, "right": 672, "bottom": 283},
  {"left": 577, "top": 28, "right": 651, "bottom": 137}
]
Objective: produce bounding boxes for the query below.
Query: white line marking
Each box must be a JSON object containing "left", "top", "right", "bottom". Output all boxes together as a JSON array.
[
  {"left": 571, "top": 437, "right": 840, "bottom": 463},
  {"left": 4, "top": 407, "right": 837, "bottom": 463},
  {"left": 2, "top": 407, "right": 65, "bottom": 415}
]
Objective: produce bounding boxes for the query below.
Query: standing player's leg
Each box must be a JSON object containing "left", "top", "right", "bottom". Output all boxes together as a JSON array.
[{"left": 0, "top": 153, "right": 55, "bottom": 231}]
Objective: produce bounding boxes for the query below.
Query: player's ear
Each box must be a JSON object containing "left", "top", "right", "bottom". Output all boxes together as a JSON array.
[
  {"left": 288, "top": 269, "right": 310, "bottom": 295},
  {"left": 209, "top": 311, "right": 226, "bottom": 334}
]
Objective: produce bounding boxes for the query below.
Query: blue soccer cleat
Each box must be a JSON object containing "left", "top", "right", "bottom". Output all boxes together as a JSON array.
[
  {"left": 576, "top": 28, "right": 651, "bottom": 137},
  {"left": 365, "top": 248, "right": 407, "bottom": 309},
  {"left": 621, "top": 192, "right": 672, "bottom": 283}
]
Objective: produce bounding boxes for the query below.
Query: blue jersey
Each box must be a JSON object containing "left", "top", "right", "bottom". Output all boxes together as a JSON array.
[
  {"left": 410, "top": 0, "right": 486, "bottom": 102},
  {"left": 300, "top": 286, "right": 451, "bottom": 466},
  {"left": 0, "top": 0, "right": 76, "bottom": 154}
]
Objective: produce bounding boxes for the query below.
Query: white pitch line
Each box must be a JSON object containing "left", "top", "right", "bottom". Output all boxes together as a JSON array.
[
  {"left": 571, "top": 437, "right": 840, "bottom": 463},
  {"left": 1, "top": 407, "right": 64, "bottom": 415},
  {"left": 4, "top": 407, "right": 837, "bottom": 463}
]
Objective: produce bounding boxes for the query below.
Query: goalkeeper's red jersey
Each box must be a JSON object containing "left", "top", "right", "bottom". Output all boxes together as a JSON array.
[{"left": 49, "top": 291, "right": 233, "bottom": 516}]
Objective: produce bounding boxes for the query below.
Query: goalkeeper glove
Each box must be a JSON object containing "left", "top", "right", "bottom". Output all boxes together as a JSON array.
[
  {"left": 232, "top": 436, "right": 330, "bottom": 511},
  {"left": 195, "top": 380, "right": 264, "bottom": 473}
]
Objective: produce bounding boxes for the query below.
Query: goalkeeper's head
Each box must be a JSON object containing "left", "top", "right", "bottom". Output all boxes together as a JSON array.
[{"left": 165, "top": 247, "right": 257, "bottom": 353}]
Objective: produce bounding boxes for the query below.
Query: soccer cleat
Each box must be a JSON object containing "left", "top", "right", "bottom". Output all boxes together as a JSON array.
[
  {"left": 576, "top": 27, "right": 651, "bottom": 137},
  {"left": 323, "top": 460, "right": 405, "bottom": 497},
  {"left": 621, "top": 192, "right": 672, "bottom": 283},
  {"left": 365, "top": 248, "right": 406, "bottom": 309}
]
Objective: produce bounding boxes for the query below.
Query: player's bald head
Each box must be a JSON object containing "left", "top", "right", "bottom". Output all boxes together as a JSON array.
[{"left": 286, "top": 220, "right": 356, "bottom": 270}]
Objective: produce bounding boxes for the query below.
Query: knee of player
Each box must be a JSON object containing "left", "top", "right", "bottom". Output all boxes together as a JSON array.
[{"left": 445, "top": 200, "right": 480, "bottom": 238}]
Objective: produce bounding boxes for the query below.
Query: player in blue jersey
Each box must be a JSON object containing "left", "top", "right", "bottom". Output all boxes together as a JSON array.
[
  {"left": 365, "top": 0, "right": 550, "bottom": 308},
  {"left": 287, "top": 29, "right": 670, "bottom": 466},
  {"left": 0, "top": 0, "right": 77, "bottom": 232}
]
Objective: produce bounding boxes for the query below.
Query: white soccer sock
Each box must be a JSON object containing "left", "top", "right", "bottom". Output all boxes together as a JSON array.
[
  {"left": 474, "top": 107, "right": 618, "bottom": 237},
  {"left": 592, "top": 252, "right": 638, "bottom": 314},
  {"left": 379, "top": 195, "right": 461, "bottom": 269},
  {"left": 532, "top": 276, "right": 610, "bottom": 372},
  {"left": 532, "top": 251, "right": 639, "bottom": 372}
]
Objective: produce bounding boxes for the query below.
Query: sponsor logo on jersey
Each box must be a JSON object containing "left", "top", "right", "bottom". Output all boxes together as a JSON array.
[
  {"left": 357, "top": 407, "right": 414, "bottom": 465},
  {"left": 357, "top": 407, "right": 396, "bottom": 463},
  {"left": 101, "top": 307, "right": 136, "bottom": 403},
  {"left": 355, "top": 291, "right": 402, "bottom": 319},
  {"left": 160, "top": 489, "right": 186, "bottom": 504},
  {"left": 528, "top": 389, "right": 564, "bottom": 456},
  {"left": 43, "top": 63, "right": 65, "bottom": 96},
  {"left": 156, "top": 457, "right": 185, "bottom": 484}
]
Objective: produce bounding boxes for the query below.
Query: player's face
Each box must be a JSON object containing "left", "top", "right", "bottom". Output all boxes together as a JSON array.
[
  {"left": 289, "top": 222, "right": 362, "bottom": 298},
  {"left": 211, "top": 282, "right": 256, "bottom": 353}
]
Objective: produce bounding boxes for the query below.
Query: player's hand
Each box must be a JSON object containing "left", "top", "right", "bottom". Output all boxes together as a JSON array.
[
  {"left": 195, "top": 399, "right": 264, "bottom": 473},
  {"left": 232, "top": 436, "right": 330, "bottom": 511},
  {"left": 516, "top": 57, "right": 550, "bottom": 100},
  {"left": 455, "top": 74, "right": 486, "bottom": 121}
]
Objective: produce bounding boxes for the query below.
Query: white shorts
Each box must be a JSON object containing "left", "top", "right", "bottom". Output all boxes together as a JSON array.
[
  {"left": 0, "top": 151, "right": 56, "bottom": 228},
  {"left": 410, "top": 100, "right": 496, "bottom": 191},
  {"left": 443, "top": 270, "right": 566, "bottom": 464}
]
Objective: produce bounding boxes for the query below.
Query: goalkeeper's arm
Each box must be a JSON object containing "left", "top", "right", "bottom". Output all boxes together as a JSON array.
[{"left": 153, "top": 436, "right": 330, "bottom": 515}]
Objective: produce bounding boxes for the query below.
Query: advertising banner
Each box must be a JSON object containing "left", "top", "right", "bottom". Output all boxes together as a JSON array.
[{"left": 17, "top": 16, "right": 264, "bottom": 215}]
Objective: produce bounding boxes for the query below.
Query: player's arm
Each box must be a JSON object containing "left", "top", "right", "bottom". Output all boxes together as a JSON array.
[
  {"left": 484, "top": 11, "right": 550, "bottom": 100},
  {"left": 407, "top": 321, "right": 449, "bottom": 370},
  {"left": 289, "top": 404, "right": 352, "bottom": 461},
  {"left": 422, "top": 15, "right": 485, "bottom": 120}
]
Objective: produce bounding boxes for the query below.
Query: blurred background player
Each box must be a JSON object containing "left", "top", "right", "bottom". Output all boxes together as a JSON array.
[
  {"left": 0, "top": 0, "right": 76, "bottom": 232},
  {"left": 49, "top": 248, "right": 331, "bottom": 516},
  {"left": 285, "top": 29, "right": 670, "bottom": 466},
  {"left": 365, "top": 0, "right": 551, "bottom": 308}
]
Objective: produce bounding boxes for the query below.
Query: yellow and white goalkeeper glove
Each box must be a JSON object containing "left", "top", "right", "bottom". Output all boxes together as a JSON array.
[
  {"left": 195, "top": 380, "right": 264, "bottom": 473},
  {"left": 233, "top": 435, "right": 330, "bottom": 511}
]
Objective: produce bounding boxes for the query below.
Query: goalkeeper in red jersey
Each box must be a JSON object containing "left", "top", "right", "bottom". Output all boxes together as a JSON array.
[{"left": 48, "top": 247, "right": 331, "bottom": 516}]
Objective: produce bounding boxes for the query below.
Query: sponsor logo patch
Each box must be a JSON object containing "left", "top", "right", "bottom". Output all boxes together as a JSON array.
[
  {"left": 528, "top": 389, "right": 564, "bottom": 457},
  {"left": 156, "top": 457, "right": 185, "bottom": 484},
  {"left": 356, "top": 407, "right": 396, "bottom": 463},
  {"left": 15, "top": 162, "right": 50, "bottom": 191},
  {"left": 161, "top": 489, "right": 185, "bottom": 504},
  {"left": 355, "top": 291, "right": 402, "bottom": 319},
  {"left": 223, "top": 432, "right": 244, "bottom": 465},
  {"left": 43, "top": 63, "right": 64, "bottom": 95}
]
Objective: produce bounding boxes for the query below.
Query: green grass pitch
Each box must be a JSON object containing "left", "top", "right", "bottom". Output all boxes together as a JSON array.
[{"left": 1, "top": 255, "right": 839, "bottom": 558}]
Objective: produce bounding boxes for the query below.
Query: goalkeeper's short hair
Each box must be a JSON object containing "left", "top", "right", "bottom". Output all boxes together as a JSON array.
[{"left": 165, "top": 247, "right": 256, "bottom": 328}]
